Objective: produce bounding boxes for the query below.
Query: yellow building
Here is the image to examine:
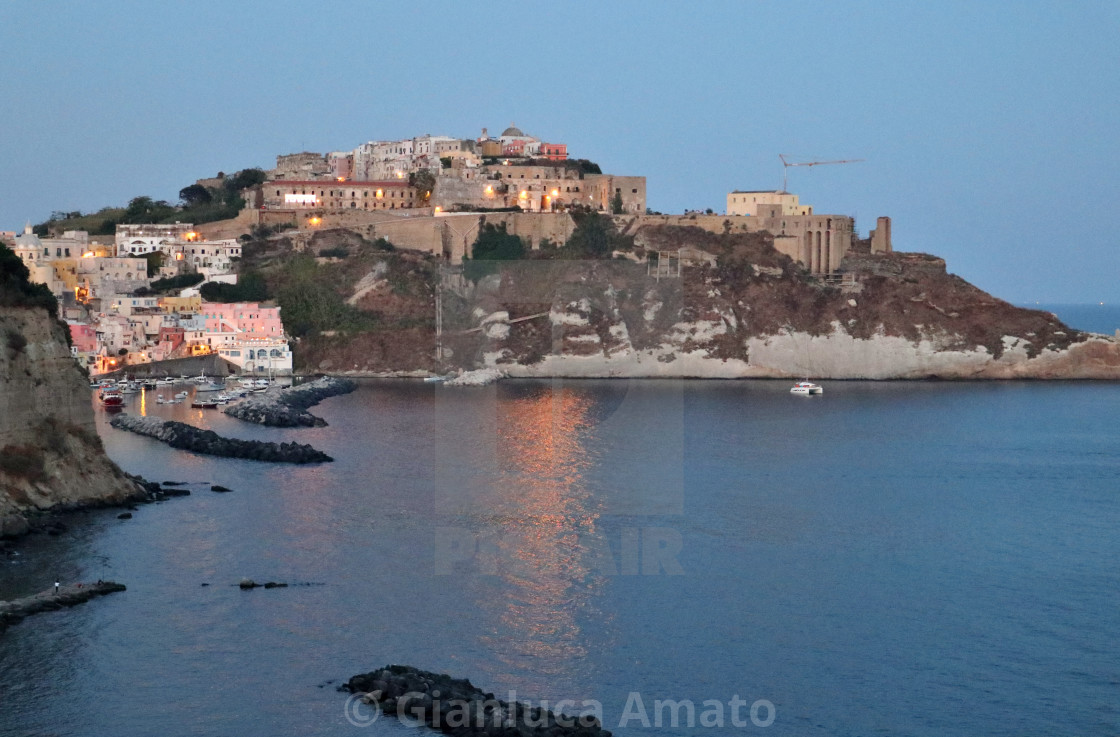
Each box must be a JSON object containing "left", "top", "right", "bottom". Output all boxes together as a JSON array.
[
  {"left": 727, "top": 190, "right": 812, "bottom": 217},
  {"left": 160, "top": 295, "right": 202, "bottom": 314}
]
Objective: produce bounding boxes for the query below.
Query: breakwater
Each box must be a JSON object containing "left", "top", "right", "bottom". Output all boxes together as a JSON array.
[
  {"left": 223, "top": 376, "right": 356, "bottom": 427},
  {"left": 343, "top": 665, "right": 610, "bottom": 736},
  {"left": 109, "top": 414, "right": 332, "bottom": 463},
  {"left": 0, "top": 581, "right": 126, "bottom": 634}
]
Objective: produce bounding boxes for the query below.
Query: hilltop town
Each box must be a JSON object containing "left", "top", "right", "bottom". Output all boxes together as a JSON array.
[{"left": 6, "top": 123, "right": 1118, "bottom": 380}]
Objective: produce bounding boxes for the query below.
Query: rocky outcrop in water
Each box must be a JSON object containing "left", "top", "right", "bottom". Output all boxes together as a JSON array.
[
  {"left": 0, "top": 580, "right": 126, "bottom": 635},
  {"left": 343, "top": 665, "right": 610, "bottom": 736},
  {"left": 222, "top": 376, "right": 356, "bottom": 427},
  {"left": 109, "top": 413, "right": 332, "bottom": 463}
]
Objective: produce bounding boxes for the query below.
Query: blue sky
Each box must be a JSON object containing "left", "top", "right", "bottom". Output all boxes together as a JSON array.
[{"left": 2, "top": 1, "right": 1117, "bottom": 303}]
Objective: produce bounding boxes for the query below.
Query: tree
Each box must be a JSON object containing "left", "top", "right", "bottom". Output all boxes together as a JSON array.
[
  {"left": 144, "top": 251, "right": 164, "bottom": 278},
  {"left": 471, "top": 223, "right": 526, "bottom": 261},
  {"left": 122, "top": 196, "right": 175, "bottom": 224},
  {"left": 564, "top": 212, "right": 617, "bottom": 258},
  {"left": 409, "top": 170, "right": 436, "bottom": 203},
  {"left": 610, "top": 190, "right": 624, "bottom": 215},
  {"left": 224, "top": 168, "right": 266, "bottom": 193},
  {"left": 179, "top": 184, "right": 212, "bottom": 207},
  {"left": 0, "top": 243, "right": 58, "bottom": 311}
]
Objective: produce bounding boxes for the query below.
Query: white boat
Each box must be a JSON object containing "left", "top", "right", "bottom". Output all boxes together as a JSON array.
[
  {"left": 119, "top": 382, "right": 140, "bottom": 394},
  {"left": 790, "top": 381, "right": 823, "bottom": 396},
  {"left": 195, "top": 382, "right": 224, "bottom": 393},
  {"left": 156, "top": 377, "right": 176, "bottom": 386},
  {"left": 175, "top": 390, "right": 189, "bottom": 398}
]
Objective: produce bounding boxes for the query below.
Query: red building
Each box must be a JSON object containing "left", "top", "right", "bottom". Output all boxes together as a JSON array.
[
  {"left": 157, "top": 326, "right": 185, "bottom": 352},
  {"left": 540, "top": 142, "right": 567, "bottom": 161},
  {"left": 501, "top": 140, "right": 528, "bottom": 157}
]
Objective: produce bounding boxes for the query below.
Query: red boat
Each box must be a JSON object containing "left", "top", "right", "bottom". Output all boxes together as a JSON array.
[{"left": 99, "top": 388, "right": 124, "bottom": 407}]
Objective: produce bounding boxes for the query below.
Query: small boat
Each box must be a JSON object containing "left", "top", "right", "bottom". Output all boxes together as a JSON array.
[
  {"left": 156, "top": 377, "right": 176, "bottom": 386},
  {"left": 119, "top": 382, "right": 140, "bottom": 394},
  {"left": 99, "top": 388, "right": 124, "bottom": 407},
  {"left": 191, "top": 399, "right": 220, "bottom": 409},
  {"left": 790, "top": 381, "right": 823, "bottom": 396},
  {"left": 195, "top": 382, "right": 225, "bottom": 393},
  {"left": 142, "top": 379, "right": 158, "bottom": 389}
]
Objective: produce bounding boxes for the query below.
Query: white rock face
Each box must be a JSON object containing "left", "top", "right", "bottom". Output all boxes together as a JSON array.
[{"left": 484, "top": 312, "right": 1120, "bottom": 380}]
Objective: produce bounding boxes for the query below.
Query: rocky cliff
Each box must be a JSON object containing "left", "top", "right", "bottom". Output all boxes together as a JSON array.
[
  {"left": 0, "top": 307, "right": 138, "bottom": 537},
  {"left": 440, "top": 226, "right": 1120, "bottom": 379},
  {"left": 242, "top": 223, "right": 1120, "bottom": 379}
]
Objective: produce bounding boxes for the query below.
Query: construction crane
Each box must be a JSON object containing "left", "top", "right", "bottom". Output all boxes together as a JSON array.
[{"left": 779, "top": 154, "right": 864, "bottom": 192}]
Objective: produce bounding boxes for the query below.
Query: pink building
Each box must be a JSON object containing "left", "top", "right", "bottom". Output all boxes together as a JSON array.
[
  {"left": 200, "top": 302, "right": 284, "bottom": 338},
  {"left": 68, "top": 323, "right": 97, "bottom": 353}
]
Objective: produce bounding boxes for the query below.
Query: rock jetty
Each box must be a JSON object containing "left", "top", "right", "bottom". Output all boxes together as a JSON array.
[
  {"left": 0, "top": 581, "right": 126, "bottom": 634},
  {"left": 343, "top": 665, "right": 610, "bottom": 736},
  {"left": 109, "top": 414, "right": 332, "bottom": 463},
  {"left": 223, "top": 376, "right": 355, "bottom": 427}
]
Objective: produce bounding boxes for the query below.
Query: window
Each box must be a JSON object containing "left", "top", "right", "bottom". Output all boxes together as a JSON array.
[{"left": 632, "top": 189, "right": 638, "bottom": 193}]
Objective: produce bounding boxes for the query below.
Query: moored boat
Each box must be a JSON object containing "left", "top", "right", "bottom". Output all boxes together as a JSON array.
[
  {"left": 99, "top": 388, "right": 124, "bottom": 407},
  {"left": 790, "top": 381, "right": 823, "bottom": 395}
]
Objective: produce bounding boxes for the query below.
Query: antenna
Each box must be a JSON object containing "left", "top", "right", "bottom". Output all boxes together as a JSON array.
[{"left": 779, "top": 154, "right": 865, "bottom": 192}]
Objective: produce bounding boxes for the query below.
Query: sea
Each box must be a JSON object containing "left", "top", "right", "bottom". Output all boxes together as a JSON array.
[{"left": 1, "top": 305, "right": 1118, "bottom": 736}]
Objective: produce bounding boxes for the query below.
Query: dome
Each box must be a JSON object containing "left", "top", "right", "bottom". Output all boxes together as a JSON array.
[{"left": 501, "top": 124, "right": 524, "bottom": 137}]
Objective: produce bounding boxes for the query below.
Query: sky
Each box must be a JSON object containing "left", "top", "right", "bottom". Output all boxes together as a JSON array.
[{"left": 2, "top": 1, "right": 1118, "bottom": 303}]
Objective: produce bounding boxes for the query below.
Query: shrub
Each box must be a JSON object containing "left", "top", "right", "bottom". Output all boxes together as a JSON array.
[
  {"left": 5, "top": 329, "right": 27, "bottom": 354},
  {"left": 150, "top": 273, "right": 205, "bottom": 292},
  {"left": 0, "top": 445, "right": 46, "bottom": 482},
  {"left": 318, "top": 246, "right": 350, "bottom": 259},
  {"left": 40, "top": 418, "right": 69, "bottom": 455},
  {"left": 199, "top": 272, "right": 270, "bottom": 302}
]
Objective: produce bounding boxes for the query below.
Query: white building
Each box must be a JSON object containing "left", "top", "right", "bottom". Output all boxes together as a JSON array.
[
  {"left": 216, "top": 339, "right": 293, "bottom": 375},
  {"left": 115, "top": 223, "right": 195, "bottom": 256}
]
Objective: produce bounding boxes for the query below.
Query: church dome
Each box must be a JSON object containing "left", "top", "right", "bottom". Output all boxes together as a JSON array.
[{"left": 501, "top": 124, "right": 524, "bottom": 137}]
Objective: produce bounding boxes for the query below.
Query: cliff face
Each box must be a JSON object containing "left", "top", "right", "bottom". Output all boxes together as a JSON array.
[
  {"left": 0, "top": 307, "right": 137, "bottom": 537},
  {"left": 440, "top": 226, "right": 1120, "bottom": 380},
  {"left": 245, "top": 224, "right": 1120, "bottom": 379}
]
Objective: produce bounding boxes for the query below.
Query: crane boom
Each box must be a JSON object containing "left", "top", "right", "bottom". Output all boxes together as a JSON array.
[{"left": 779, "top": 154, "right": 865, "bottom": 191}]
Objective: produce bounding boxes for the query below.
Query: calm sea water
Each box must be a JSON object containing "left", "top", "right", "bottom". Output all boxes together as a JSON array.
[
  {"left": 2, "top": 376, "right": 1119, "bottom": 736},
  {"left": 1032, "top": 303, "right": 1120, "bottom": 336}
]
